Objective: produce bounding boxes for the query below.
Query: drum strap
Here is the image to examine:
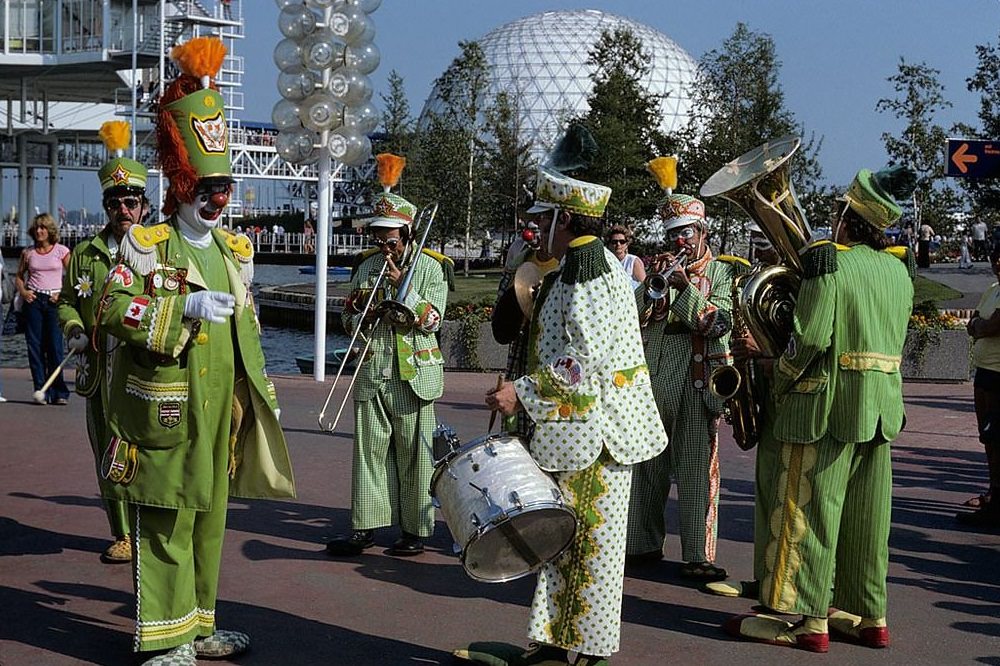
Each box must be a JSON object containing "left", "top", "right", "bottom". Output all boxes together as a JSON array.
[{"left": 499, "top": 520, "right": 542, "bottom": 569}]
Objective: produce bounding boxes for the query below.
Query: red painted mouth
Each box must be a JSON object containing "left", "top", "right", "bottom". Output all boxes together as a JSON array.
[{"left": 201, "top": 202, "right": 224, "bottom": 221}]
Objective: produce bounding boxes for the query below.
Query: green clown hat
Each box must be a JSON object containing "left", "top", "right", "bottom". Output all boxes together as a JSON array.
[
  {"left": 368, "top": 153, "right": 417, "bottom": 229},
  {"left": 843, "top": 166, "right": 916, "bottom": 230},
  {"left": 165, "top": 87, "right": 231, "bottom": 181},
  {"left": 97, "top": 120, "right": 148, "bottom": 192},
  {"left": 526, "top": 166, "right": 611, "bottom": 218}
]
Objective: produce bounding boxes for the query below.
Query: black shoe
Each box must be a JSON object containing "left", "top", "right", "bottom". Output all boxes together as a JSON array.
[
  {"left": 956, "top": 503, "right": 1000, "bottom": 528},
  {"left": 325, "top": 530, "right": 374, "bottom": 556},
  {"left": 387, "top": 531, "right": 424, "bottom": 556}
]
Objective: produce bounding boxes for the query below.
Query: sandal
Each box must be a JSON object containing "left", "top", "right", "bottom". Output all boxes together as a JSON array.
[{"left": 680, "top": 561, "right": 728, "bottom": 582}]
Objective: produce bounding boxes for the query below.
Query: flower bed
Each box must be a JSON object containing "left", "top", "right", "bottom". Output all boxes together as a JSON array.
[{"left": 901, "top": 304, "right": 970, "bottom": 382}]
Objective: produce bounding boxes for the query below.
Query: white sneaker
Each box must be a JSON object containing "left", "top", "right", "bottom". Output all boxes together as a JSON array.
[{"left": 0, "top": 395, "right": 6, "bottom": 403}]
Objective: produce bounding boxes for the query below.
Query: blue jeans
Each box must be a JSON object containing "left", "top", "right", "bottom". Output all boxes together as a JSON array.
[{"left": 23, "top": 293, "right": 69, "bottom": 402}]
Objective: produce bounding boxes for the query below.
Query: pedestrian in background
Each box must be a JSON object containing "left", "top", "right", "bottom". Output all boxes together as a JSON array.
[
  {"left": 972, "top": 218, "right": 988, "bottom": 261},
  {"left": 917, "top": 221, "right": 934, "bottom": 268},
  {"left": 959, "top": 227, "right": 974, "bottom": 269},
  {"left": 15, "top": 213, "right": 71, "bottom": 405}
]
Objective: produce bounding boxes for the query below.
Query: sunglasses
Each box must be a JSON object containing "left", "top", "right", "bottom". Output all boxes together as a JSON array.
[
  {"left": 607, "top": 239, "right": 628, "bottom": 246},
  {"left": 372, "top": 237, "right": 401, "bottom": 249},
  {"left": 667, "top": 226, "right": 697, "bottom": 242},
  {"left": 105, "top": 197, "right": 141, "bottom": 211},
  {"left": 196, "top": 183, "right": 231, "bottom": 196}
]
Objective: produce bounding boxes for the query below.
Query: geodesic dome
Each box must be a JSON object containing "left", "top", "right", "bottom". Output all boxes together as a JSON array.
[{"left": 419, "top": 9, "right": 700, "bottom": 157}]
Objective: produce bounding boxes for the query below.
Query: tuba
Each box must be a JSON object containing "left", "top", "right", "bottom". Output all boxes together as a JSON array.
[{"left": 700, "top": 134, "right": 811, "bottom": 450}]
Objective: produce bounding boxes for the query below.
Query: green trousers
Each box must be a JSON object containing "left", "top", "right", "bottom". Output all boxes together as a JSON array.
[
  {"left": 352, "top": 379, "right": 436, "bottom": 537},
  {"left": 626, "top": 382, "right": 721, "bottom": 563},
  {"left": 86, "top": 395, "right": 129, "bottom": 538},
  {"left": 760, "top": 433, "right": 892, "bottom": 619},
  {"left": 753, "top": 427, "right": 781, "bottom": 583}
]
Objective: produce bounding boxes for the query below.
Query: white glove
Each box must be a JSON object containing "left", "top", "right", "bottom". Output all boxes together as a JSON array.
[
  {"left": 183, "top": 290, "right": 235, "bottom": 324},
  {"left": 66, "top": 327, "right": 88, "bottom": 353}
]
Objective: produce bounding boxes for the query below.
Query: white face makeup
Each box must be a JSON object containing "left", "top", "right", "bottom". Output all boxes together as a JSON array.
[{"left": 178, "top": 181, "right": 232, "bottom": 236}]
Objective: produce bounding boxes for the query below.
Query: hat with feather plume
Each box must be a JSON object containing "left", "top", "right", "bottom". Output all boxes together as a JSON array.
[
  {"left": 98, "top": 120, "right": 148, "bottom": 193},
  {"left": 157, "top": 37, "right": 232, "bottom": 215},
  {"left": 368, "top": 153, "right": 416, "bottom": 229}
]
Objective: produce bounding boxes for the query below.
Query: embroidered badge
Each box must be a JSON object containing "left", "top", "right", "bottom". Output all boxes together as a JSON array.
[
  {"left": 786, "top": 335, "right": 798, "bottom": 360},
  {"left": 110, "top": 163, "right": 131, "bottom": 185},
  {"left": 191, "top": 111, "right": 228, "bottom": 153},
  {"left": 110, "top": 264, "right": 134, "bottom": 287},
  {"left": 75, "top": 355, "right": 90, "bottom": 387},
  {"left": 552, "top": 355, "right": 583, "bottom": 386},
  {"left": 153, "top": 273, "right": 164, "bottom": 289},
  {"left": 74, "top": 273, "right": 94, "bottom": 298},
  {"left": 164, "top": 276, "right": 179, "bottom": 291},
  {"left": 158, "top": 401, "right": 182, "bottom": 428},
  {"left": 123, "top": 296, "right": 150, "bottom": 328},
  {"left": 101, "top": 436, "right": 127, "bottom": 481}
]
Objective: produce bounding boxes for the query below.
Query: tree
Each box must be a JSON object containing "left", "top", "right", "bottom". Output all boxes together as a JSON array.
[
  {"left": 876, "top": 59, "right": 961, "bottom": 235},
  {"left": 572, "top": 27, "right": 666, "bottom": 232},
  {"left": 479, "top": 90, "right": 536, "bottom": 247},
  {"left": 375, "top": 70, "right": 413, "bottom": 158},
  {"left": 958, "top": 33, "right": 1000, "bottom": 223},
  {"left": 678, "top": 22, "right": 830, "bottom": 253},
  {"left": 412, "top": 41, "right": 490, "bottom": 274}
]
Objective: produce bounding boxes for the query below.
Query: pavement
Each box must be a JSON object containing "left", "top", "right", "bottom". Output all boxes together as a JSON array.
[
  {"left": 918, "top": 260, "right": 995, "bottom": 310},
  {"left": 0, "top": 366, "right": 998, "bottom": 666}
]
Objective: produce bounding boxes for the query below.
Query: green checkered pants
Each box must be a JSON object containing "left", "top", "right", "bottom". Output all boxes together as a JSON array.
[{"left": 352, "top": 378, "right": 436, "bottom": 537}]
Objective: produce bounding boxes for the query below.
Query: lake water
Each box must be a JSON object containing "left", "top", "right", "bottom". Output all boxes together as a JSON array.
[{"left": 1, "top": 258, "right": 348, "bottom": 376}]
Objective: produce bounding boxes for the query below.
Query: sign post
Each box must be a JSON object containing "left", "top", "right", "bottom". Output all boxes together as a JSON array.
[{"left": 945, "top": 139, "right": 1000, "bottom": 178}]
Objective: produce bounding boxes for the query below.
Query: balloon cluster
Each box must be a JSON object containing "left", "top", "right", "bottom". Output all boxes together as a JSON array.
[{"left": 272, "top": 0, "right": 381, "bottom": 167}]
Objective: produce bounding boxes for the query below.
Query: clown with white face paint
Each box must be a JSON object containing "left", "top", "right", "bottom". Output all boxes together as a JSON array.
[{"left": 97, "top": 37, "right": 294, "bottom": 666}]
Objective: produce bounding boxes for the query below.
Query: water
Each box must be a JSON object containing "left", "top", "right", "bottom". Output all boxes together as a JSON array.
[{"left": 1, "top": 258, "right": 348, "bottom": 376}]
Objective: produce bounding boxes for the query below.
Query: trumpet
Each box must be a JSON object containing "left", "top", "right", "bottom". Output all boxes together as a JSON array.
[{"left": 645, "top": 249, "right": 690, "bottom": 300}]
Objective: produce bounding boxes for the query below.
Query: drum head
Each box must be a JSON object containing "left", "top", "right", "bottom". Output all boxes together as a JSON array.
[{"left": 462, "top": 506, "right": 577, "bottom": 583}]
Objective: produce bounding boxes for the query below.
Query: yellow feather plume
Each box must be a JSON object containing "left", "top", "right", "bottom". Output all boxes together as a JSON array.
[
  {"left": 647, "top": 156, "right": 678, "bottom": 192},
  {"left": 171, "top": 37, "right": 227, "bottom": 82},
  {"left": 376, "top": 153, "right": 406, "bottom": 192},
  {"left": 99, "top": 120, "right": 131, "bottom": 155}
]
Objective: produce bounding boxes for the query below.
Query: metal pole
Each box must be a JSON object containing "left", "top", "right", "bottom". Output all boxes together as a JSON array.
[
  {"left": 312, "top": 5, "right": 333, "bottom": 382},
  {"left": 130, "top": 0, "right": 138, "bottom": 158},
  {"left": 156, "top": 0, "right": 165, "bottom": 218}
]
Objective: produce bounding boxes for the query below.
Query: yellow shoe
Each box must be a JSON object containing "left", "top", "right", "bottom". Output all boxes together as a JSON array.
[
  {"left": 828, "top": 610, "right": 890, "bottom": 648},
  {"left": 102, "top": 536, "right": 132, "bottom": 563},
  {"left": 724, "top": 614, "right": 829, "bottom": 653}
]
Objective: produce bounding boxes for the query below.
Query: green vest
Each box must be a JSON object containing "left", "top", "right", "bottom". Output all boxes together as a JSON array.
[{"left": 772, "top": 245, "right": 913, "bottom": 443}]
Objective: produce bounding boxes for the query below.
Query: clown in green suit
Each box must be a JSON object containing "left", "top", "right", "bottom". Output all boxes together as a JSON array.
[
  {"left": 725, "top": 166, "right": 915, "bottom": 653},
  {"left": 58, "top": 120, "right": 150, "bottom": 564},
  {"left": 98, "top": 38, "right": 295, "bottom": 666},
  {"left": 325, "top": 153, "right": 452, "bottom": 558}
]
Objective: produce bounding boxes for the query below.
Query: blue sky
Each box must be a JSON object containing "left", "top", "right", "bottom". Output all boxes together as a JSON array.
[{"left": 239, "top": 0, "right": 1000, "bottom": 189}]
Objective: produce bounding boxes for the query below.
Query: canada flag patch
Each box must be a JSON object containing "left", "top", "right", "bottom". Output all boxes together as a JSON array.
[
  {"left": 110, "top": 264, "right": 134, "bottom": 287},
  {"left": 124, "top": 296, "right": 150, "bottom": 328}
]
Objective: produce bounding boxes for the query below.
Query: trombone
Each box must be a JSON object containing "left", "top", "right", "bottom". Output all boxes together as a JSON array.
[{"left": 317, "top": 202, "right": 440, "bottom": 434}]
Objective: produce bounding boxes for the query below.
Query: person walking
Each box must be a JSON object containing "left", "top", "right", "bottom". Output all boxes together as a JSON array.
[
  {"left": 58, "top": 120, "right": 150, "bottom": 564},
  {"left": 917, "top": 220, "right": 934, "bottom": 268},
  {"left": 973, "top": 218, "right": 988, "bottom": 261},
  {"left": 726, "top": 166, "right": 915, "bottom": 652},
  {"left": 15, "top": 213, "right": 71, "bottom": 404}
]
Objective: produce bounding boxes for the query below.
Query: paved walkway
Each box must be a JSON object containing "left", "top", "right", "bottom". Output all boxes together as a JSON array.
[
  {"left": 0, "top": 368, "right": 998, "bottom": 665},
  {"left": 920, "top": 260, "right": 995, "bottom": 309}
]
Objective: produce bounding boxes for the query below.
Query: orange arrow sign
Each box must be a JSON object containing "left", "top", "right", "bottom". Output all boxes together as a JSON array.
[{"left": 952, "top": 143, "right": 979, "bottom": 174}]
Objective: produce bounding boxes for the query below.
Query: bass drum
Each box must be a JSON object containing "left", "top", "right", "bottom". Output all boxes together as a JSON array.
[{"left": 430, "top": 433, "right": 576, "bottom": 583}]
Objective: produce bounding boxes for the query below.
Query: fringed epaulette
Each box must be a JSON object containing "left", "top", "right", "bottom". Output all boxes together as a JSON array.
[
  {"left": 561, "top": 236, "right": 610, "bottom": 285},
  {"left": 883, "top": 245, "right": 916, "bottom": 279},
  {"left": 120, "top": 223, "right": 170, "bottom": 276},
  {"left": 222, "top": 230, "right": 255, "bottom": 286},
  {"left": 715, "top": 254, "right": 752, "bottom": 275},
  {"left": 800, "top": 240, "right": 848, "bottom": 279},
  {"left": 421, "top": 248, "right": 456, "bottom": 292}
]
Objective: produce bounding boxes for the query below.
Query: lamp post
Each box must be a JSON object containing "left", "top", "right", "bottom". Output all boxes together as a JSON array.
[{"left": 272, "top": 0, "right": 381, "bottom": 382}]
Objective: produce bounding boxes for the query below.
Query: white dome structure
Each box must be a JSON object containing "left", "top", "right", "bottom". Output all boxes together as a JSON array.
[{"left": 420, "top": 9, "right": 700, "bottom": 155}]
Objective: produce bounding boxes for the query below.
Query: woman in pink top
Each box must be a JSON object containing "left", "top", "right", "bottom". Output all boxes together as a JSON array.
[{"left": 15, "top": 213, "right": 71, "bottom": 404}]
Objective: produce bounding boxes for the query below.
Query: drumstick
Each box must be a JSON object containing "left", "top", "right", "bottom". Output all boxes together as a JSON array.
[
  {"left": 488, "top": 373, "right": 504, "bottom": 431},
  {"left": 32, "top": 350, "right": 77, "bottom": 403}
]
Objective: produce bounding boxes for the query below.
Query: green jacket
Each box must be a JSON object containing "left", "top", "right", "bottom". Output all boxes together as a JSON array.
[
  {"left": 772, "top": 243, "right": 913, "bottom": 444},
  {"left": 58, "top": 228, "right": 116, "bottom": 398},
  {"left": 344, "top": 249, "right": 449, "bottom": 402},
  {"left": 98, "top": 221, "right": 296, "bottom": 510}
]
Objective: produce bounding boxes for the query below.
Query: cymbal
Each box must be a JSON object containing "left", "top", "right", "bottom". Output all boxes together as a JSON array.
[{"left": 513, "top": 260, "right": 552, "bottom": 319}]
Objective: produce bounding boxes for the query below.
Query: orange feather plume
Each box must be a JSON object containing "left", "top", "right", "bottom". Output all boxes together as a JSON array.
[
  {"left": 171, "top": 37, "right": 227, "bottom": 82},
  {"left": 376, "top": 153, "right": 406, "bottom": 192}
]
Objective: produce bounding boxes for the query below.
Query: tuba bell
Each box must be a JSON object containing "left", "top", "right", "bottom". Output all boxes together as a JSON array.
[{"left": 700, "top": 134, "right": 811, "bottom": 449}]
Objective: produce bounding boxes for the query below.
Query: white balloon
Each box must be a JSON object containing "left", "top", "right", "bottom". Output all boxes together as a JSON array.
[
  {"left": 274, "top": 0, "right": 302, "bottom": 8},
  {"left": 277, "top": 66, "right": 319, "bottom": 101},
  {"left": 273, "top": 38, "right": 304, "bottom": 72},
  {"left": 355, "top": 17, "right": 376, "bottom": 44},
  {"left": 348, "top": 0, "right": 381, "bottom": 13},
  {"left": 276, "top": 128, "right": 321, "bottom": 165},
  {"left": 301, "top": 28, "right": 345, "bottom": 71},
  {"left": 272, "top": 99, "right": 304, "bottom": 130},
  {"left": 327, "top": 67, "right": 372, "bottom": 105},
  {"left": 328, "top": 129, "right": 372, "bottom": 166},
  {"left": 328, "top": 9, "right": 371, "bottom": 45},
  {"left": 300, "top": 92, "right": 345, "bottom": 132},
  {"left": 277, "top": 5, "right": 318, "bottom": 40},
  {"left": 305, "top": 0, "right": 348, "bottom": 9},
  {"left": 343, "top": 102, "right": 379, "bottom": 134},
  {"left": 343, "top": 42, "right": 379, "bottom": 75}
]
